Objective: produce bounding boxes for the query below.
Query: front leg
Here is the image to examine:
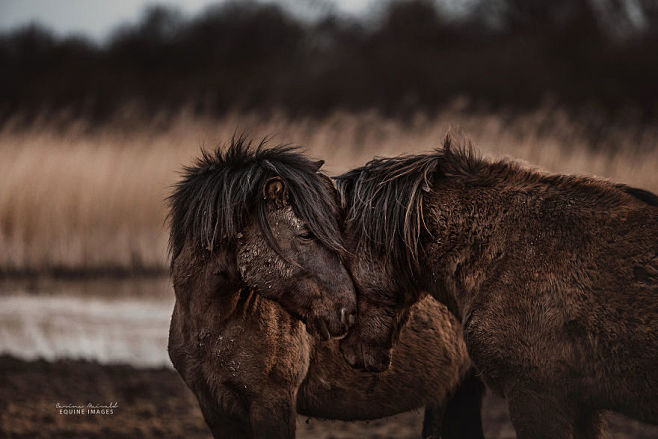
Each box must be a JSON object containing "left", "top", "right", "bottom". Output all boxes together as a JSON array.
[
  {"left": 506, "top": 387, "right": 574, "bottom": 439},
  {"left": 506, "top": 385, "right": 605, "bottom": 439},
  {"left": 436, "top": 371, "right": 486, "bottom": 439},
  {"left": 574, "top": 410, "right": 607, "bottom": 439},
  {"left": 249, "top": 392, "right": 297, "bottom": 439},
  {"left": 196, "top": 390, "right": 251, "bottom": 439}
]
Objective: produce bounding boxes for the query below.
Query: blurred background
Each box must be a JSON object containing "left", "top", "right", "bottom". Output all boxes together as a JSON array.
[{"left": 1, "top": 1, "right": 657, "bottom": 438}]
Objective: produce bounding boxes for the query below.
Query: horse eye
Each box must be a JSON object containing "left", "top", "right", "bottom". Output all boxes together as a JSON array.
[{"left": 299, "top": 231, "right": 314, "bottom": 240}]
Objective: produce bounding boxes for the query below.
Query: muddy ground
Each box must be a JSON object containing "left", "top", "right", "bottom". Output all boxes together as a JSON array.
[{"left": 1, "top": 356, "right": 655, "bottom": 438}]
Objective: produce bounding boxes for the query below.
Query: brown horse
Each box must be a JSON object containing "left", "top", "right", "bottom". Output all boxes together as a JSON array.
[
  {"left": 336, "top": 136, "right": 658, "bottom": 439},
  {"left": 167, "top": 140, "right": 485, "bottom": 438}
]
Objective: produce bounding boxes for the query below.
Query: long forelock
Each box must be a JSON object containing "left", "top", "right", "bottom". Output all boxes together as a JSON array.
[
  {"left": 336, "top": 154, "right": 440, "bottom": 273},
  {"left": 167, "top": 137, "right": 344, "bottom": 265}
]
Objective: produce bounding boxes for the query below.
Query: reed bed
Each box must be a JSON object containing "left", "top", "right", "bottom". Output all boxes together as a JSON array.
[{"left": 1, "top": 108, "right": 657, "bottom": 274}]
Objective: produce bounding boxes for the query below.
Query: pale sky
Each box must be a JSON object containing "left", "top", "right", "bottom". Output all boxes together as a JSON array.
[{"left": 0, "top": 0, "right": 375, "bottom": 41}]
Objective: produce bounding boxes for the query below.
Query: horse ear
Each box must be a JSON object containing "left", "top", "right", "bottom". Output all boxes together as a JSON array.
[
  {"left": 317, "top": 173, "right": 335, "bottom": 190},
  {"left": 311, "top": 160, "right": 325, "bottom": 172},
  {"left": 317, "top": 173, "right": 341, "bottom": 207},
  {"left": 263, "top": 177, "right": 288, "bottom": 203}
]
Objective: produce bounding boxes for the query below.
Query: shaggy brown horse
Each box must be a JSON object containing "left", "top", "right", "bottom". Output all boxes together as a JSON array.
[
  {"left": 336, "top": 137, "right": 658, "bottom": 439},
  {"left": 167, "top": 140, "right": 486, "bottom": 438}
]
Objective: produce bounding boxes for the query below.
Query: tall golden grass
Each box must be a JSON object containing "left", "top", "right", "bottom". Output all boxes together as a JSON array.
[{"left": 1, "top": 108, "right": 657, "bottom": 274}]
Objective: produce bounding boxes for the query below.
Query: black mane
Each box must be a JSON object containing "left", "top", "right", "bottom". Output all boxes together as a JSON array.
[
  {"left": 335, "top": 136, "right": 511, "bottom": 271},
  {"left": 335, "top": 147, "right": 445, "bottom": 273},
  {"left": 168, "top": 137, "right": 344, "bottom": 264}
]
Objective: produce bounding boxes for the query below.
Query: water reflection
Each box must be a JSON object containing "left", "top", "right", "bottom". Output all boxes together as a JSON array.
[{"left": 0, "top": 276, "right": 173, "bottom": 367}]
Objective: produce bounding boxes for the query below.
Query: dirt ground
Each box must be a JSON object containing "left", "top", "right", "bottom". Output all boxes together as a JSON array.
[{"left": 1, "top": 356, "right": 656, "bottom": 438}]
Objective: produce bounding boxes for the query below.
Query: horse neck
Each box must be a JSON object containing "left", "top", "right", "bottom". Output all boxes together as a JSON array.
[
  {"left": 421, "top": 181, "right": 528, "bottom": 316},
  {"left": 172, "top": 242, "right": 250, "bottom": 320}
]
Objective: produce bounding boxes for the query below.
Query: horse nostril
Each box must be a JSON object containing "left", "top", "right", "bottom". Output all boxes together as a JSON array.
[
  {"left": 339, "top": 308, "right": 357, "bottom": 330},
  {"left": 340, "top": 307, "right": 348, "bottom": 326}
]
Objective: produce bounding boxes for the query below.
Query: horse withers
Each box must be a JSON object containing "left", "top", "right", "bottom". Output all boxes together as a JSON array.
[
  {"left": 167, "top": 139, "right": 485, "bottom": 438},
  {"left": 336, "top": 136, "right": 658, "bottom": 438}
]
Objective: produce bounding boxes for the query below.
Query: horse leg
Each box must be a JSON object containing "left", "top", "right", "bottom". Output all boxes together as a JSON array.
[
  {"left": 574, "top": 410, "right": 607, "bottom": 439},
  {"left": 197, "top": 394, "right": 251, "bottom": 439},
  {"left": 204, "top": 411, "right": 251, "bottom": 439},
  {"left": 421, "top": 404, "right": 445, "bottom": 439},
  {"left": 249, "top": 392, "right": 296, "bottom": 439},
  {"left": 437, "top": 371, "right": 486, "bottom": 439},
  {"left": 506, "top": 386, "right": 575, "bottom": 439}
]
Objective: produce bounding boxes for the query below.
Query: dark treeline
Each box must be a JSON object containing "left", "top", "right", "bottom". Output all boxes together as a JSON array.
[{"left": 2, "top": 0, "right": 658, "bottom": 124}]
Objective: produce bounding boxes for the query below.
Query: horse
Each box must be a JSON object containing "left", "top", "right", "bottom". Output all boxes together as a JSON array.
[
  {"left": 167, "top": 139, "right": 486, "bottom": 438},
  {"left": 335, "top": 135, "right": 658, "bottom": 439}
]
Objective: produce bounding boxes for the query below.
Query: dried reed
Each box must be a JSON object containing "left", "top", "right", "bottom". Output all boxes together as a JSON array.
[{"left": 1, "top": 108, "right": 656, "bottom": 274}]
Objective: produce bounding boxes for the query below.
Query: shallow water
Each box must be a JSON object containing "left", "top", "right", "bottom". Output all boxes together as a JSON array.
[{"left": 0, "top": 276, "right": 174, "bottom": 367}]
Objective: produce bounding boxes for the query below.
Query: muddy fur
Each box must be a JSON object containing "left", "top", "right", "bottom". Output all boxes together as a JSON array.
[
  {"left": 168, "top": 242, "right": 485, "bottom": 439},
  {"left": 235, "top": 200, "right": 355, "bottom": 340},
  {"left": 337, "top": 136, "right": 658, "bottom": 438}
]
